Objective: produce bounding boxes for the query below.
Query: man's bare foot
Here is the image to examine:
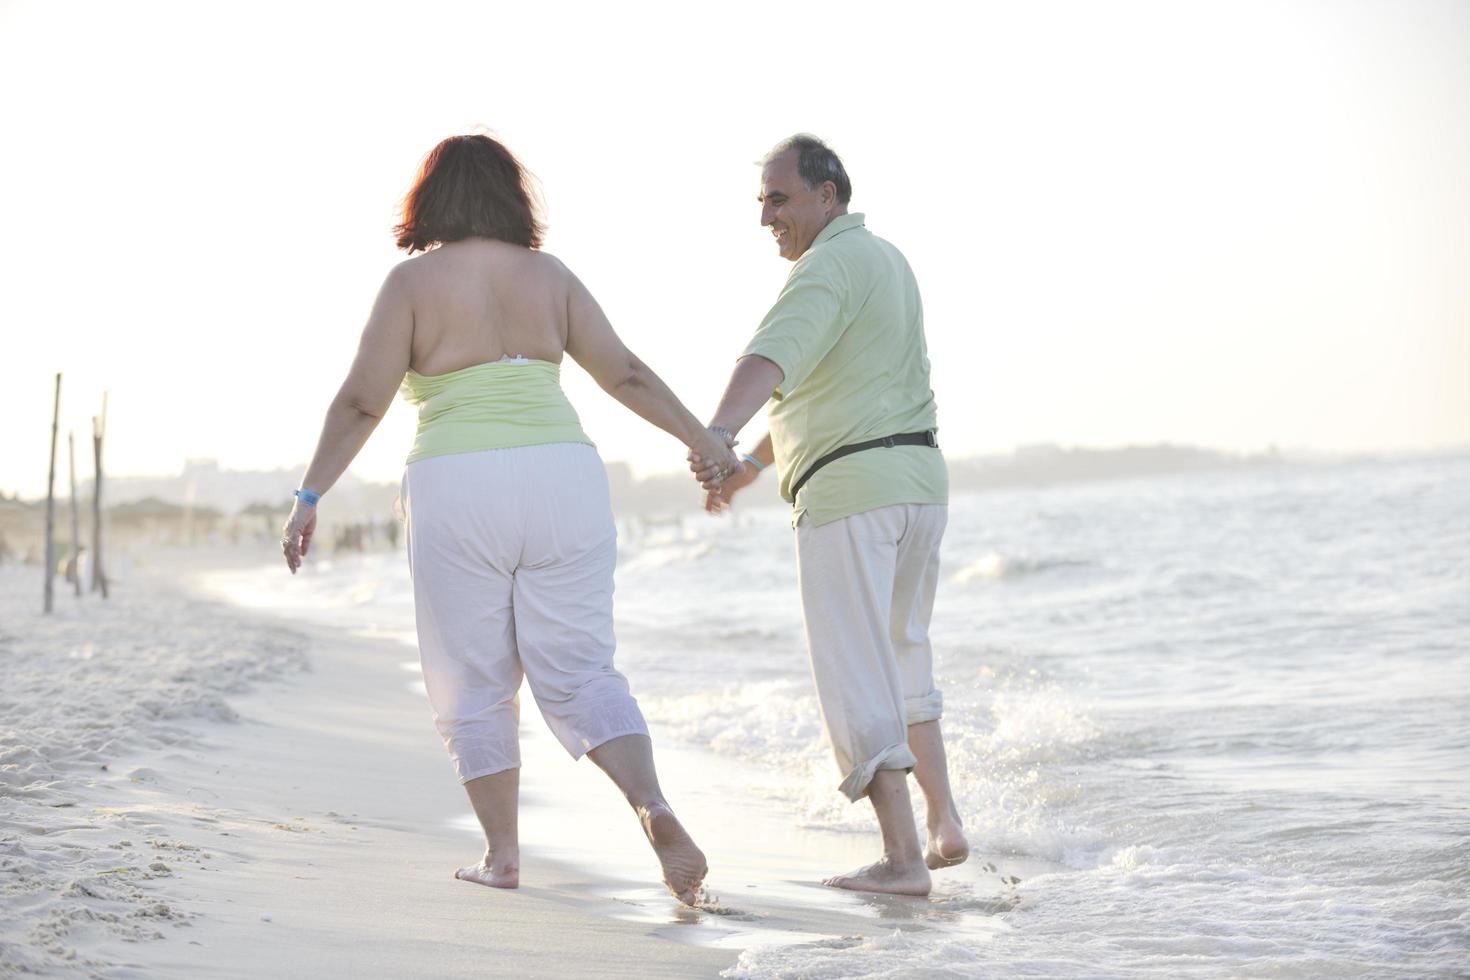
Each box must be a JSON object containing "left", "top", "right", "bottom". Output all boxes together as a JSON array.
[
  {"left": 822, "top": 856, "right": 931, "bottom": 896},
  {"left": 638, "top": 803, "right": 707, "bottom": 905},
  {"left": 925, "top": 817, "right": 970, "bottom": 870},
  {"left": 454, "top": 850, "right": 519, "bottom": 889}
]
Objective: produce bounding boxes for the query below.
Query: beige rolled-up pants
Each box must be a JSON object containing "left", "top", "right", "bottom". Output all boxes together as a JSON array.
[
  {"left": 402, "top": 443, "right": 648, "bottom": 784},
  {"left": 795, "top": 502, "right": 947, "bottom": 801}
]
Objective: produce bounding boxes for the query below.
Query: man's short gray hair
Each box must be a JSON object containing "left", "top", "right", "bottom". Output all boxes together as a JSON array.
[{"left": 764, "top": 134, "right": 852, "bottom": 206}]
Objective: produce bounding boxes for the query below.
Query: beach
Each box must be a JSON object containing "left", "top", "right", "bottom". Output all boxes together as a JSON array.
[
  {"left": 0, "top": 559, "right": 728, "bottom": 977},
  {"left": 3, "top": 453, "right": 1468, "bottom": 978},
  {"left": 0, "top": 553, "right": 1017, "bottom": 979}
]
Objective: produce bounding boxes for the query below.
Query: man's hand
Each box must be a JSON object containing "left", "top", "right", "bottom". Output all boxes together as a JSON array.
[
  {"left": 281, "top": 501, "right": 317, "bottom": 574},
  {"left": 696, "top": 457, "right": 761, "bottom": 513}
]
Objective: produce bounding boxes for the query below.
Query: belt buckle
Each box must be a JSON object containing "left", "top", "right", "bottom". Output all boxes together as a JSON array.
[{"left": 925, "top": 430, "right": 938, "bottom": 448}]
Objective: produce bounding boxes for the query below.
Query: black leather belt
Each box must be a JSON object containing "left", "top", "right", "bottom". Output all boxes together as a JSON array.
[{"left": 789, "top": 430, "right": 939, "bottom": 501}]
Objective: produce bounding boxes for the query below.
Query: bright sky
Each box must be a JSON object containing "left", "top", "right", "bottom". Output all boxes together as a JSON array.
[{"left": 3, "top": 0, "right": 1467, "bottom": 499}]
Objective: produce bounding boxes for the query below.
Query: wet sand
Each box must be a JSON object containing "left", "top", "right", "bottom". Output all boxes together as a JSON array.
[{"left": 3, "top": 553, "right": 1032, "bottom": 978}]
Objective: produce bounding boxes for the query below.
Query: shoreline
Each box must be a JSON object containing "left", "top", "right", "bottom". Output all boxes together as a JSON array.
[
  {"left": 4, "top": 550, "right": 1023, "bottom": 978},
  {"left": 2, "top": 559, "right": 734, "bottom": 978},
  {"left": 186, "top": 554, "right": 1029, "bottom": 960},
  {"left": 10, "top": 452, "right": 1466, "bottom": 978}
]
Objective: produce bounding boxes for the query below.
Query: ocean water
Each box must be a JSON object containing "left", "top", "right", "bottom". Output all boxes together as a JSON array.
[{"left": 228, "top": 454, "right": 1470, "bottom": 978}]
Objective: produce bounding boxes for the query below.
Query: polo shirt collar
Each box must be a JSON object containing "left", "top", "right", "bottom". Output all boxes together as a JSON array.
[{"left": 812, "top": 212, "right": 865, "bottom": 249}]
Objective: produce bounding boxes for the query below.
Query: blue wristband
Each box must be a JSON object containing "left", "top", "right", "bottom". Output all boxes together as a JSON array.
[
  {"left": 293, "top": 487, "right": 322, "bottom": 507},
  {"left": 741, "top": 454, "right": 766, "bottom": 473}
]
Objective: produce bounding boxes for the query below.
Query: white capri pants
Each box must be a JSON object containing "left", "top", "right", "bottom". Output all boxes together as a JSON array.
[
  {"left": 795, "top": 503, "right": 947, "bottom": 801},
  {"left": 402, "top": 442, "right": 648, "bottom": 784}
]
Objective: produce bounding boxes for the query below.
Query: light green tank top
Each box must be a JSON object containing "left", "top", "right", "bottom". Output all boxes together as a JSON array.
[{"left": 399, "top": 358, "right": 593, "bottom": 464}]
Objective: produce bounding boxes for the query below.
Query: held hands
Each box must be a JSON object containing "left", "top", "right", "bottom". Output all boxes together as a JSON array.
[
  {"left": 689, "top": 426, "right": 742, "bottom": 487},
  {"left": 281, "top": 500, "right": 317, "bottom": 574},
  {"left": 687, "top": 425, "right": 757, "bottom": 514}
]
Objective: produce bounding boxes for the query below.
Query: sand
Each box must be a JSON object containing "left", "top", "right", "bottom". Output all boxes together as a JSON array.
[{"left": 1, "top": 553, "right": 1013, "bottom": 979}]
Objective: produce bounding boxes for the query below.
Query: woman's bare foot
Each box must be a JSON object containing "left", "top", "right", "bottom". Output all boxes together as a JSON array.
[
  {"left": 924, "top": 816, "right": 970, "bottom": 870},
  {"left": 638, "top": 803, "right": 707, "bottom": 905},
  {"left": 823, "top": 856, "right": 931, "bottom": 896},
  {"left": 454, "top": 849, "right": 519, "bottom": 889}
]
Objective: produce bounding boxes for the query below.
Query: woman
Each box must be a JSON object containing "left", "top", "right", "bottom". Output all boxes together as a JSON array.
[{"left": 280, "top": 134, "right": 739, "bottom": 906}]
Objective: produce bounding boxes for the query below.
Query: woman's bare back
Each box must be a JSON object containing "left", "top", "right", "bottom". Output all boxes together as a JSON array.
[{"left": 400, "top": 239, "right": 571, "bottom": 376}]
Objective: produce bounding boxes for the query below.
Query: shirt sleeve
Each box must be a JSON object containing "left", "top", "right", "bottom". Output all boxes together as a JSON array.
[{"left": 740, "top": 255, "right": 847, "bottom": 399}]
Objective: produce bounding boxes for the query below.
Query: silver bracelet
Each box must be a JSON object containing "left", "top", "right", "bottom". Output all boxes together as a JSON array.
[{"left": 708, "top": 425, "right": 736, "bottom": 446}]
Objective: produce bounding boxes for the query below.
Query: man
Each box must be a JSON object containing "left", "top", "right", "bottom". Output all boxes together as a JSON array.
[{"left": 691, "top": 134, "right": 968, "bottom": 896}]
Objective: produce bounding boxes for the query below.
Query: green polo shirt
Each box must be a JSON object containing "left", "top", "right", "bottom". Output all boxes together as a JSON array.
[{"left": 741, "top": 212, "right": 947, "bottom": 527}]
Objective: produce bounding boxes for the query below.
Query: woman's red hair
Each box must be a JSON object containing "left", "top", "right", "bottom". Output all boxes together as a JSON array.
[{"left": 394, "top": 134, "right": 544, "bottom": 253}]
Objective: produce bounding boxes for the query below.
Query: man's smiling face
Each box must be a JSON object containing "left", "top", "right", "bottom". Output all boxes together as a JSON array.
[{"left": 759, "top": 149, "right": 836, "bottom": 261}]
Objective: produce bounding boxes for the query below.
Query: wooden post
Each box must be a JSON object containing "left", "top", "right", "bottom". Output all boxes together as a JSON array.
[
  {"left": 68, "top": 430, "right": 81, "bottom": 597},
  {"left": 90, "top": 393, "right": 109, "bottom": 598},
  {"left": 44, "top": 373, "right": 60, "bottom": 614}
]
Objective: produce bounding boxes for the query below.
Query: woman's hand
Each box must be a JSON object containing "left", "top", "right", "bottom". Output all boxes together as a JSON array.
[{"left": 281, "top": 500, "right": 317, "bottom": 574}]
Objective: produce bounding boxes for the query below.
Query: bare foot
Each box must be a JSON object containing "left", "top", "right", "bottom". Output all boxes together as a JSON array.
[
  {"left": 925, "top": 818, "right": 970, "bottom": 870},
  {"left": 454, "top": 850, "right": 519, "bottom": 889},
  {"left": 638, "top": 803, "right": 707, "bottom": 905},
  {"left": 823, "top": 856, "right": 931, "bottom": 896}
]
